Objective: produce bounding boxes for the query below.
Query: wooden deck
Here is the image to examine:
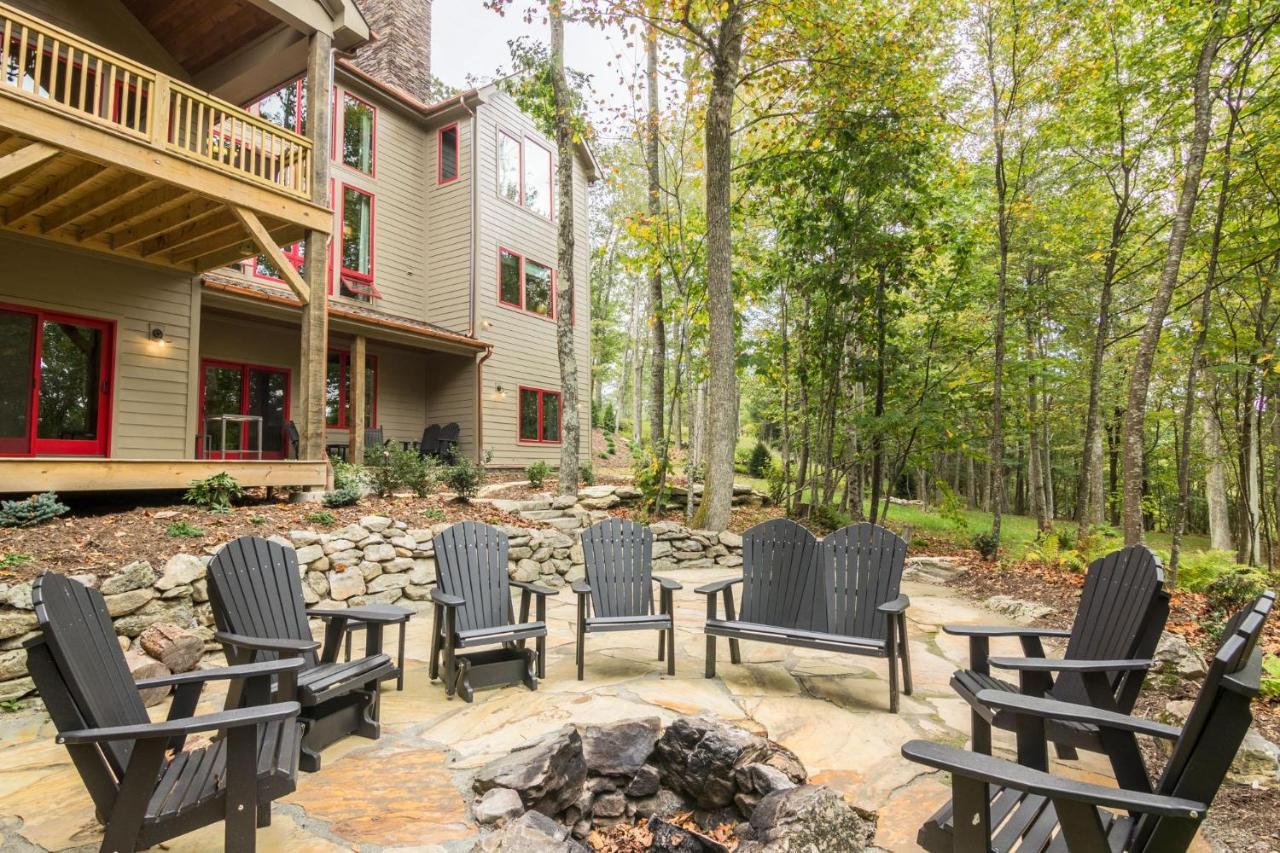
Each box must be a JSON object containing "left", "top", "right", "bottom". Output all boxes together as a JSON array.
[{"left": 0, "top": 459, "right": 330, "bottom": 493}]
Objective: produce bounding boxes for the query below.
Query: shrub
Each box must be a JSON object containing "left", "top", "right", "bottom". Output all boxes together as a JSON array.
[
  {"left": 322, "top": 460, "right": 364, "bottom": 507},
  {"left": 1203, "top": 566, "right": 1270, "bottom": 614},
  {"left": 183, "top": 473, "right": 243, "bottom": 513},
  {"left": 365, "top": 444, "right": 438, "bottom": 497},
  {"left": 1024, "top": 528, "right": 1087, "bottom": 573},
  {"left": 0, "top": 492, "right": 69, "bottom": 528},
  {"left": 748, "top": 441, "right": 772, "bottom": 478},
  {"left": 166, "top": 521, "right": 205, "bottom": 538},
  {"left": 249, "top": 514, "right": 267, "bottom": 526},
  {"left": 1262, "top": 655, "right": 1280, "bottom": 699},
  {"left": 972, "top": 530, "right": 999, "bottom": 560},
  {"left": 305, "top": 510, "right": 336, "bottom": 525},
  {"left": 766, "top": 460, "right": 787, "bottom": 506},
  {"left": 444, "top": 454, "right": 485, "bottom": 500},
  {"left": 1175, "top": 549, "right": 1245, "bottom": 593},
  {"left": 0, "top": 552, "right": 32, "bottom": 570},
  {"left": 422, "top": 506, "right": 445, "bottom": 522},
  {"left": 935, "top": 482, "right": 969, "bottom": 536},
  {"left": 811, "top": 504, "right": 850, "bottom": 532},
  {"left": 525, "top": 460, "right": 552, "bottom": 489},
  {"left": 579, "top": 461, "right": 596, "bottom": 486}
]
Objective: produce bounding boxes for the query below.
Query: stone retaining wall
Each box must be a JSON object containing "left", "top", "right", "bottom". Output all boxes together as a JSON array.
[{"left": 0, "top": 516, "right": 744, "bottom": 702}]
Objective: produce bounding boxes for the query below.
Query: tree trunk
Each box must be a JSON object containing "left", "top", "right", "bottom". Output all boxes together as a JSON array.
[
  {"left": 645, "top": 24, "right": 666, "bottom": 464},
  {"left": 1026, "top": 312, "right": 1049, "bottom": 530},
  {"left": 1120, "top": 3, "right": 1225, "bottom": 544},
  {"left": 1204, "top": 397, "right": 1233, "bottom": 550},
  {"left": 550, "top": 3, "right": 579, "bottom": 495},
  {"left": 966, "top": 454, "right": 977, "bottom": 509},
  {"left": 868, "top": 268, "right": 889, "bottom": 526}
]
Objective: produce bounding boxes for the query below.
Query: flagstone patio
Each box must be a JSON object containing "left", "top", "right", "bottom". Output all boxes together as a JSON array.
[{"left": 0, "top": 566, "right": 1139, "bottom": 852}]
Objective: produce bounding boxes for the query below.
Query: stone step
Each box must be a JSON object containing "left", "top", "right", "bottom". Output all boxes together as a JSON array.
[
  {"left": 519, "top": 509, "right": 570, "bottom": 521},
  {"left": 546, "top": 516, "right": 584, "bottom": 530}
]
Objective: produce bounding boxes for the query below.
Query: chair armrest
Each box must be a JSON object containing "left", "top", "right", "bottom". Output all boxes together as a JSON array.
[
  {"left": 571, "top": 580, "right": 591, "bottom": 595},
  {"left": 878, "top": 594, "right": 910, "bottom": 614},
  {"left": 58, "top": 702, "right": 301, "bottom": 745},
  {"left": 988, "top": 656, "right": 1153, "bottom": 674},
  {"left": 511, "top": 580, "right": 557, "bottom": 597},
  {"left": 430, "top": 588, "right": 465, "bottom": 607},
  {"left": 135, "top": 658, "right": 303, "bottom": 689},
  {"left": 694, "top": 577, "right": 743, "bottom": 595},
  {"left": 311, "top": 606, "right": 410, "bottom": 624},
  {"left": 975, "top": 690, "right": 1181, "bottom": 741},
  {"left": 943, "top": 624, "right": 1072, "bottom": 639},
  {"left": 214, "top": 632, "right": 320, "bottom": 654},
  {"left": 901, "top": 740, "right": 1204, "bottom": 818},
  {"left": 654, "top": 576, "right": 684, "bottom": 591}
]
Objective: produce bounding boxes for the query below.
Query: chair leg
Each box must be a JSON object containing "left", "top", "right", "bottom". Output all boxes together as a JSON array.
[
  {"left": 705, "top": 634, "right": 717, "bottom": 678},
  {"left": 577, "top": 594, "right": 587, "bottom": 680},
  {"left": 658, "top": 630, "right": 665, "bottom": 661},
  {"left": 971, "top": 709, "right": 992, "bottom": 755},
  {"left": 357, "top": 683, "right": 380, "bottom": 739},
  {"left": 224, "top": 725, "right": 258, "bottom": 852},
  {"left": 887, "top": 618, "right": 900, "bottom": 714},
  {"left": 429, "top": 605, "right": 443, "bottom": 681},
  {"left": 577, "top": 631, "right": 585, "bottom": 681},
  {"left": 667, "top": 627, "right": 675, "bottom": 676},
  {"left": 899, "top": 613, "right": 913, "bottom": 695},
  {"left": 722, "top": 589, "right": 743, "bottom": 664}
]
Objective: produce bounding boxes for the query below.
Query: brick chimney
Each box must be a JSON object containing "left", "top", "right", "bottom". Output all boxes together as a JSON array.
[{"left": 351, "top": 0, "right": 433, "bottom": 102}]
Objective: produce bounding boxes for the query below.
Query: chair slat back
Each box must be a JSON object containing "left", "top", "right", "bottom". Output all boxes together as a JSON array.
[
  {"left": 1133, "top": 592, "right": 1272, "bottom": 851},
  {"left": 1051, "top": 545, "right": 1167, "bottom": 707},
  {"left": 433, "top": 521, "right": 512, "bottom": 632},
  {"left": 421, "top": 423, "right": 442, "bottom": 455},
  {"left": 824, "top": 523, "right": 908, "bottom": 641},
  {"left": 207, "top": 536, "right": 315, "bottom": 666},
  {"left": 582, "top": 518, "right": 653, "bottom": 618},
  {"left": 739, "top": 519, "right": 825, "bottom": 631},
  {"left": 30, "top": 572, "right": 150, "bottom": 778}
]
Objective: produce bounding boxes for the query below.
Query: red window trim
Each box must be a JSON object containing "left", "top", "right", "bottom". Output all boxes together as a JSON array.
[
  {"left": 198, "top": 358, "right": 290, "bottom": 461},
  {"left": 336, "top": 89, "right": 377, "bottom": 176},
  {"left": 497, "top": 246, "right": 558, "bottom": 321},
  {"left": 246, "top": 77, "right": 306, "bottom": 134},
  {"left": 517, "top": 386, "right": 562, "bottom": 445},
  {"left": 438, "top": 122, "right": 459, "bottom": 185},
  {"left": 249, "top": 241, "right": 304, "bottom": 284},
  {"left": 339, "top": 182, "right": 375, "bottom": 296},
  {"left": 498, "top": 129, "right": 523, "bottom": 206},
  {"left": 0, "top": 303, "right": 114, "bottom": 458},
  {"left": 326, "top": 350, "right": 379, "bottom": 430}
]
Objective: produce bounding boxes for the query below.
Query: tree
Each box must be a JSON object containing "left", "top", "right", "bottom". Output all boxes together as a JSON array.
[{"left": 645, "top": 23, "right": 666, "bottom": 465}]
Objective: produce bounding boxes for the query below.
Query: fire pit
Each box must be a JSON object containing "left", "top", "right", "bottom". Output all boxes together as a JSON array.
[{"left": 469, "top": 715, "right": 876, "bottom": 852}]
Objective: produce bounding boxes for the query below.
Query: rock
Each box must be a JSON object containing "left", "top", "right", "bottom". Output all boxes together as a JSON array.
[
  {"left": 513, "top": 560, "right": 541, "bottom": 583},
  {"left": 383, "top": 557, "right": 415, "bottom": 573},
  {"left": 1154, "top": 632, "right": 1207, "bottom": 679},
  {"left": 551, "top": 495, "right": 578, "bottom": 510},
  {"left": 740, "top": 785, "right": 875, "bottom": 852},
  {"left": 578, "top": 485, "right": 618, "bottom": 499},
  {"left": 409, "top": 559, "right": 436, "bottom": 585},
  {"left": 0, "top": 648, "right": 27, "bottom": 680},
  {"left": 295, "top": 544, "right": 325, "bottom": 564},
  {"left": 655, "top": 715, "right": 769, "bottom": 809},
  {"left": 0, "top": 611, "right": 37, "bottom": 641},
  {"left": 736, "top": 763, "right": 797, "bottom": 797},
  {"left": 192, "top": 579, "right": 209, "bottom": 603},
  {"left": 626, "top": 764, "right": 661, "bottom": 797},
  {"left": 615, "top": 485, "right": 642, "bottom": 500},
  {"left": 579, "top": 494, "right": 621, "bottom": 510},
  {"left": 634, "top": 788, "right": 693, "bottom": 820},
  {"left": 474, "top": 726, "right": 589, "bottom": 816},
  {"left": 359, "top": 561, "right": 383, "bottom": 582},
  {"left": 360, "top": 515, "right": 392, "bottom": 532},
  {"left": 580, "top": 717, "right": 661, "bottom": 777},
  {"left": 403, "top": 584, "right": 432, "bottom": 601},
  {"left": 648, "top": 816, "right": 731, "bottom": 853},
  {"left": 474, "top": 809, "right": 588, "bottom": 852},
  {"left": 2, "top": 582, "right": 32, "bottom": 610},
  {"left": 114, "top": 600, "right": 194, "bottom": 637},
  {"left": 155, "top": 554, "right": 206, "bottom": 591},
  {"left": 0, "top": 676, "right": 34, "bottom": 702},
  {"left": 333, "top": 524, "right": 371, "bottom": 543},
  {"left": 139, "top": 623, "right": 203, "bottom": 672},
  {"left": 367, "top": 573, "right": 409, "bottom": 593},
  {"left": 100, "top": 561, "right": 155, "bottom": 595},
  {"left": 306, "top": 572, "right": 329, "bottom": 598},
  {"left": 982, "top": 595, "right": 1053, "bottom": 623},
  {"left": 289, "top": 530, "right": 321, "bottom": 546},
  {"left": 593, "top": 791, "right": 627, "bottom": 819},
  {"left": 68, "top": 573, "right": 98, "bottom": 590},
  {"left": 328, "top": 568, "right": 366, "bottom": 601},
  {"left": 103, "top": 587, "right": 158, "bottom": 617},
  {"left": 719, "top": 531, "right": 743, "bottom": 549},
  {"left": 362, "top": 542, "right": 396, "bottom": 562},
  {"left": 475, "top": 787, "right": 525, "bottom": 825},
  {"left": 124, "top": 650, "right": 171, "bottom": 707},
  {"left": 1230, "top": 729, "right": 1280, "bottom": 786}
]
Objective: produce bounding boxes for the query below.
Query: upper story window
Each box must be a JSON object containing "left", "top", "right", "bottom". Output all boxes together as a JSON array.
[
  {"left": 254, "top": 241, "right": 304, "bottom": 283},
  {"left": 498, "top": 131, "right": 521, "bottom": 204},
  {"left": 498, "top": 248, "right": 555, "bottom": 319},
  {"left": 439, "top": 124, "right": 459, "bottom": 184},
  {"left": 496, "top": 129, "right": 553, "bottom": 219},
  {"left": 341, "top": 93, "right": 375, "bottom": 174},
  {"left": 340, "top": 185, "right": 375, "bottom": 302},
  {"left": 252, "top": 78, "right": 306, "bottom": 134}
]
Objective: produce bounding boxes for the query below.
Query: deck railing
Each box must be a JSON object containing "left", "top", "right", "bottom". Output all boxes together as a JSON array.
[{"left": 0, "top": 2, "right": 312, "bottom": 200}]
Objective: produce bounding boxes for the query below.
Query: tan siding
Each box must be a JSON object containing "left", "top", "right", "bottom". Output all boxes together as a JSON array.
[
  {"left": 474, "top": 93, "right": 592, "bottom": 468},
  {"left": 424, "top": 116, "right": 474, "bottom": 334},
  {"left": 425, "top": 353, "right": 478, "bottom": 458},
  {"left": 0, "top": 235, "right": 195, "bottom": 459}
]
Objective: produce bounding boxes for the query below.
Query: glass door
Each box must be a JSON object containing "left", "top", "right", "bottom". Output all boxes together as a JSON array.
[{"left": 201, "top": 361, "right": 290, "bottom": 459}]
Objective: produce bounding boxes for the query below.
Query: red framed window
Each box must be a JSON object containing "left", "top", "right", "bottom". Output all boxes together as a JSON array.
[
  {"left": 518, "top": 387, "right": 561, "bottom": 444},
  {"left": 0, "top": 305, "right": 113, "bottom": 457},
  {"left": 325, "top": 350, "right": 378, "bottom": 429},
  {"left": 523, "top": 138, "right": 552, "bottom": 217},
  {"left": 497, "top": 248, "right": 555, "bottom": 319},
  {"left": 339, "top": 184, "right": 376, "bottom": 301},
  {"left": 340, "top": 91, "right": 376, "bottom": 174},
  {"left": 199, "top": 360, "right": 289, "bottom": 460},
  {"left": 249, "top": 78, "right": 306, "bottom": 134},
  {"left": 252, "top": 240, "right": 305, "bottom": 282},
  {"left": 497, "top": 130, "right": 522, "bottom": 204},
  {"left": 438, "top": 123, "right": 459, "bottom": 184}
]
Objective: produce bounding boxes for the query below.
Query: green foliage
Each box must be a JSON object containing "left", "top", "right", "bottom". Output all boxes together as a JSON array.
[
  {"left": 323, "top": 460, "right": 364, "bottom": 507},
  {"left": 973, "top": 531, "right": 999, "bottom": 561},
  {"left": 579, "top": 461, "right": 596, "bottom": 486},
  {"left": 0, "top": 552, "right": 32, "bottom": 570},
  {"left": 365, "top": 444, "right": 439, "bottom": 497},
  {"left": 305, "top": 510, "right": 336, "bottom": 525},
  {"left": 497, "top": 36, "right": 592, "bottom": 142},
  {"left": 1175, "top": 550, "right": 1248, "bottom": 593},
  {"left": 1024, "top": 528, "right": 1087, "bottom": 573},
  {"left": 631, "top": 444, "right": 663, "bottom": 514},
  {"left": 525, "top": 460, "right": 552, "bottom": 489},
  {"left": 766, "top": 460, "right": 788, "bottom": 506},
  {"left": 1203, "top": 566, "right": 1271, "bottom": 614},
  {"left": 249, "top": 514, "right": 267, "bottom": 526},
  {"left": 422, "top": 506, "right": 446, "bottom": 522},
  {"left": 0, "top": 492, "right": 69, "bottom": 528},
  {"left": 1262, "top": 655, "right": 1280, "bottom": 699},
  {"left": 165, "top": 521, "right": 205, "bottom": 538},
  {"left": 810, "top": 504, "right": 851, "bottom": 532},
  {"left": 183, "top": 473, "right": 244, "bottom": 513},
  {"left": 748, "top": 441, "right": 772, "bottom": 478},
  {"left": 444, "top": 454, "right": 485, "bottom": 500},
  {"left": 935, "top": 482, "right": 969, "bottom": 536},
  {"left": 0, "top": 698, "right": 21, "bottom": 712}
]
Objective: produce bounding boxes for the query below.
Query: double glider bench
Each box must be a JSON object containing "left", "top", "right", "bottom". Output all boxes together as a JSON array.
[{"left": 698, "top": 519, "right": 913, "bottom": 712}]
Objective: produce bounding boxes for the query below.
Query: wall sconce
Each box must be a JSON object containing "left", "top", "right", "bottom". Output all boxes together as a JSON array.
[
  {"left": 149, "top": 325, "right": 167, "bottom": 346},
  {"left": 494, "top": 383, "right": 506, "bottom": 400},
  {"left": 481, "top": 319, "right": 494, "bottom": 330}
]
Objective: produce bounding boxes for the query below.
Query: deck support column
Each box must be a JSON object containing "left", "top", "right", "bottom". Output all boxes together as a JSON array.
[
  {"left": 298, "top": 30, "right": 333, "bottom": 462},
  {"left": 350, "top": 335, "right": 367, "bottom": 462}
]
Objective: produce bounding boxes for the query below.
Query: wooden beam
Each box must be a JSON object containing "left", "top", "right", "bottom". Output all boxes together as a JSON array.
[
  {"left": 0, "top": 142, "right": 57, "bottom": 183},
  {"left": 350, "top": 334, "right": 366, "bottom": 461},
  {"left": 141, "top": 212, "right": 239, "bottom": 259},
  {"left": 167, "top": 222, "right": 250, "bottom": 264},
  {"left": 43, "top": 173, "right": 152, "bottom": 234},
  {"left": 3, "top": 161, "right": 108, "bottom": 226},
  {"left": 80, "top": 187, "right": 193, "bottom": 240},
  {"left": 0, "top": 458, "right": 328, "bottom": 492},
  {"left": 231, "top": 206, "right": 310, "bottom": 303},
  {"left": 123, "top": 203, "right": 226, "bottom": 254}
]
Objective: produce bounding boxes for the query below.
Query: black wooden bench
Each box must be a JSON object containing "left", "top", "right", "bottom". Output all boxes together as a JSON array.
[{"left": 697, "top": 520, "right": 912, "bottom": 711}]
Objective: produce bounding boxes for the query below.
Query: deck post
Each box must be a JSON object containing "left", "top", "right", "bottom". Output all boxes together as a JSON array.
[
  {"left": 350, "top": 334, "right": 367, "bottom": 462},
  {"left": 298, "top": 30, "right": 332, "bottom": 462}
]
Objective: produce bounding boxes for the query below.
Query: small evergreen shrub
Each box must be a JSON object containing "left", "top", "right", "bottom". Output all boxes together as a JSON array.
[
  {"left": 184, "top": 473, "right": 243, "bottom": 513},
  {"left": 305, "top": 510, "right": 336, "bottom": 525},
  {"left": 444, "top": 454, "right": 485, "bottom": 500},
  {"left": 166, "top": 521, "right": 205, "bottom": 538},
  {"left": 811, "top": 504, "right": 851, "bottom": 532},
  {"left": 321, "top": 460, "right": 363, "bottom": 508},
  {"left": 579, "top": 461, "right": 596, "bottom": 486},
  {"left": 972, "top": 530, "right": 999, "bottom": 560},
  {"left": 525, "top": 460, "right": 552, "bottom": 489},
  {"left": 0, "top": 492, "right": 69, "bottom": 528},
  {"left": 748, "top": 441, "right": 771, "bottom": 478},
  {"left": 366, "top": 444, "right": 438, "bottom": 497}
]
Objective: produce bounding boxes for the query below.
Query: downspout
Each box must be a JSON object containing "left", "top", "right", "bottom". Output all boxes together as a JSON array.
[{"left": 476, "top": 344, "right": 494, "bottom": 463}]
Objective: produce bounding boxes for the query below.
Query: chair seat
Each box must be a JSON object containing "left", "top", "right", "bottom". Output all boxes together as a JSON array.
[
  {"left": 456, "top": 621, "right": 547, "bottom": 648},
  {"left": 919, "top": 784, "right": 1133, "bottom": 853},
  {"left": 298, "top": 655, "right": 394, "bottom": 704},
  {"left": 951, "top": 668, "right": 1099, "bottom": 744},
  {"left": 145, "top": 719, "right": 301, "bottom": 824},
  {"left": 705, "top": 619, "right": 887, "bottom": 655},
  {"left": 585, "top": 613, "right": 672, "bottom": 633}
]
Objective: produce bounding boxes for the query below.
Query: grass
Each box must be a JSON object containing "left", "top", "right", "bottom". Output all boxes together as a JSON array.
[
  {"left": 165, "top": 521, "right": 206, "bottom": 538},
  {"left": 305, "top": 510, "right": 336, "bottom": 525},
  {"left": 0, "top": 552, "right": 32, "bottom": 571}
]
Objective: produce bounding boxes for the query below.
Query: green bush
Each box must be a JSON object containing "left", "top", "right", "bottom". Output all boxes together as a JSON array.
[
  {"left": 766, "top": 460, "right": 787, "bottom": 506},
  {"left": 1175, "top": 549, "right": 1245, "bottom": 593},
  {"left": 0, "top": 492, "right": 69, "bottom": 528},
  {"left": 1203, "top": 566, "right": 1270, "bottom": 613},
  {"left": 1262, "top": 655, "right": 1280, "bottom": 699},
  {"left": 322, "top": 460, "right": 364, "bottom": 507},
  {"left": 166, "top": 521, "right": 205, "bottom": 538},
  {"left": 579, "top": 461, "right": 596, "bottom": 486},
  {"left": 525, "top": 460, "right": 552, "bottom": 489},
  {"left": 935, "top": 482, "right": 969, "bottom": 536},
  {"left": 811, "top": 504, "right": 850, "bottom": 532},
  {"left": 365, "top": 444, "right": 438, "bottom": 497},
  {"left": 748, "top": 441, "right": 772, "bottom": 478},
  {"left": 972, "top": 530, "right": 999, "bottom": 560},
  {"left": 305, "top": 510, "right": 336, "bottom": 525},
  {"left": 0, "top": 552, "right": 32, "bottom": 570},
  {"left": 183, "top": 474, "right": 243, "bottom": 513},
  {"left": 444, "top": 454, "right": 485, "bottom": 500},
  {"left": 1024, "top": 528, "right": 1087, "bottom": 573}
]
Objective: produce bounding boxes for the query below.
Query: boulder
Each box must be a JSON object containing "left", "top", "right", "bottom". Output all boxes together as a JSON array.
[
  {"left": 579, "top": 717, "right": 661, "bottom": 777},
  {"left": 3, "top": 582, "right": 32, "bottom": 610},
  {"left": 328, "top": 568, "right": 366, "bottom": 601},
  {"left": 513, "top": 560, "right": 542, "bottom": 583},
  {"left": 736, "top": 763, "right": 797, "bottom": 797},
  {"left": 982, "top": 595, "right": 1053, "bottom": 623},
  {"left": 592, "top": 791, "right": 626, "bottom": 819},
  {"left": 362, "top": 542, "right": 396, "bottom": 562},
  {"left": 139, "top": 623, "right": 203, "bottom": 672},
  {"left": 654, "top": 715, "right": 769, "bottom": 809},
  {"left": 295, "top": 544, "right": 325, "bottom": 565},
  {"left": 0, "top": 648, "right": 27, "bottom": 680},
  {"left": 1154, "top": 632, "right": 1207, "bottom": 679},
  {"left": 367, "top": 573, "right": 409, "bottom": 594},
  {"left": 289, "top": 530, "right": 321, "bottom": 546},
  {"left": 474, "top": 726, "right": 589, "bottom": 816},
  {"left": 578, "top": 485, "right": 618, "bottom": 500},
  {"left": 100, "top": 561, "right": 156, "bottom": 595},
  {"left": 475, "top": 787, "right": 525, "bottom": 826},
  {"left": 475, "top": 810, "right": 588, "bottom": 852},
  {"left": 360, "top": 515, "right": 392, "bottom": 532},
  {"left": 155, "top": 554, "right": 206, "bottom": 591},
  {"left": 103, "top": 587, "right": 158, "bottom": 617},
  {"left": 114, "top": 600, "right": 195, "bottom": 637},
  {"left": 1230, "top": 729, "right": 1280, "bottom": 786},
  {"left": 625, "top": 764, "right": 661, "bottom": 797},
  {"left": 740, "top": 785, "right": 875, "bottom": 852},
  {"left": 719, "top": 531, "right": 743, "bottom": 549},
  {"left": 0, "top": 676, "right": 35, "bottom": 702},
  {"left": 579, "top": 494, "right": 621, "bottom": 510},
  {"left": 123, "top": 650, "right": 171, "bottom": 707}
]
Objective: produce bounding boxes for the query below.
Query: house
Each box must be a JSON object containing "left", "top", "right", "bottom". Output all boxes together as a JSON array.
[{"left": 0, "top": 0, "right": 597, "bottom": 493}]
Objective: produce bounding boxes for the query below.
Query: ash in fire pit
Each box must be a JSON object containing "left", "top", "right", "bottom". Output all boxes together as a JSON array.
[{"left": 471, "top": 715, "right": 876, "bottom": 852}]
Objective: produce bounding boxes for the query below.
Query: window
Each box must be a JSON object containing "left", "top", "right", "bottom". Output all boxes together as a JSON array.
[
  {"left": 497, "top": 249, "right": 557, "bottom": 318},
  {"left": 523, "top": 140, "right": 552, "bottom": 217},
  {"left": 325, "top": 351, "right": 378, "bottom": 429},
  {"left": 340, "top": 185, "right": 375, "bottom": 301},
  {"left": 0, "top": 306, "right": 113, "bottom": 457},
  {"left": 251, "top": 78, "right": 306, "bottom": 134},
  {"left": 499, "top": 249, "right": 522, "bottom": 307},
  {"left": 200, "top": 361, "right": 288, "bottom": 460},
  {"left": 341, "top": 92, "right": 375, "bottom": 174},
  {"left": 253, "top": 240, "right": 304, "bottom": 282},
  {"left": 518, "top": 387, "right": 561, "bottom": 444},
  {"left": 438, "top": 123, "right": 459, "bottom": 184},
  {"left": 498, "top": 131, "right": 521, "bottom": 203},
  {"left": 524, "top": 260, "right": 553, "bottom": 317}
]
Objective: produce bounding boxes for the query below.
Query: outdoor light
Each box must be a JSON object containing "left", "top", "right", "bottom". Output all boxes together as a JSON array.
[{"left": 149, "top": 325, "right": 166, "bottom": 345}]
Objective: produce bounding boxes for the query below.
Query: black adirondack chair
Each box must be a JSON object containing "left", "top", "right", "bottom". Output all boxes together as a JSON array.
[
  {"left": 207, "top": 535, "right": 398, "bottom": 771},
  {"left": 419, "top": 423, "right": 442, "bottom": 458},
  {"left": 438, "top": 421, "right": 460, "bottom": 459},
  {"left": 697, "top": 520, "right": 913, "bottom": 712},
  {"left": 574, "top": 518, "right": 683, "bottom": 679},
  {"left": 905, "top": 591, "right": 1274, "bottom": 853},
  {"left": 25, "top": 573, "right": 303, "bottom": 852},
  {"left": 945, "top": 544, "right": 1169, "bottom": 776},
  {"left": 286, "top": 420, "right": 300, "bottom": 459},
  {"left": 429, "top": 521, "right": 556, "bottom": 701}
]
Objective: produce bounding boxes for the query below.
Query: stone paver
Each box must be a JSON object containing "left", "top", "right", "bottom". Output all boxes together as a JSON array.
[{"left": 0, "top": 566, "right": 1165, "bottom": 851}]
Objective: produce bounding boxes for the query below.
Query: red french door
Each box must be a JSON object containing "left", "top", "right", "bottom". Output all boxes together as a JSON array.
[
  {"left": 0, "top": 306, "right": 113, "bottom": 457},
  {"left": 200, "top": 360, "right": 290, "bottom": 460}
]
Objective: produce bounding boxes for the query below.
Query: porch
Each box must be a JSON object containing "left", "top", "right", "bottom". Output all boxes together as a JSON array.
[{"left": 0, "top": 457, "right": 328, "bottom": 492}]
